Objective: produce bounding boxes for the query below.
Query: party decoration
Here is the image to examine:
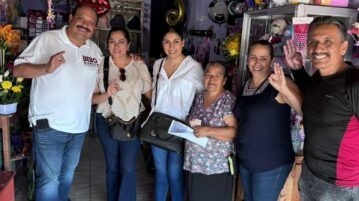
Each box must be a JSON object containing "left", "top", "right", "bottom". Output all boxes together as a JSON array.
[
  {"left": 228, "top": 0, "right": 246, "bottom": 17},
  {"left": 293, "top": 17, "right": 313, "bottom": 52},
  {"left": 315, "top": 0, "right": 348, "bottom": 7},
  {"left": 221, "top": 33, "right": 241, "bottom": 61},
  {"left": 47, "top": 0, "right": 55, "bottom": 26},
  {"left": 166, "top": 0, "right": 186, "bottom": 27},
  {"left": 77, "top": 0, "right": 111, "bottom": 16},
  {"left": 208, "top": 0, "right": 228, "bottom": 24}
]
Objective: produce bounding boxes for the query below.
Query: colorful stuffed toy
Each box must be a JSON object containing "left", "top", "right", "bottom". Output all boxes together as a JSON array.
[{"left": 260, "top": 18, "right": 289, "bottom": 57}]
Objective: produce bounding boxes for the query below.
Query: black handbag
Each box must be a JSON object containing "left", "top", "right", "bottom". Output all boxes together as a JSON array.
[
  {"left": 140, "top": 59, "right": 185, "bottom": 153},
  {"left": 103, "top": 56, "right": 141, "bottom": 140},
  {"left": 141, "top": 112, "right": 185, "bottom": 153},
  {"left": 106, "top": 115, "right": 141, "bottom": 140}
]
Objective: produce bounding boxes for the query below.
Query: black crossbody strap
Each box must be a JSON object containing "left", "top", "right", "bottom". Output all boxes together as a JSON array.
[
  {"left": 103, "top": 56, "right": 113, "bottom": 105},
  {"left": 154, "top": 59, "right": 165, "bottom": 106}
]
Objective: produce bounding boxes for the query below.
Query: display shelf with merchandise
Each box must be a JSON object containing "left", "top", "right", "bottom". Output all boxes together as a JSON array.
[{"left": 238, "top": 4, "right": 357, "bottom": 86}]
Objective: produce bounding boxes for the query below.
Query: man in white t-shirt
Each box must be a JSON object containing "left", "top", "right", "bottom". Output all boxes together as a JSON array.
[{"left": 13, "top": 5, "right": 102, "bottom": 201}]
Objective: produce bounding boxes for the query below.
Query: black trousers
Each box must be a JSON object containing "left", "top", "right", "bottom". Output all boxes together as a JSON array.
[{"left": 187, "top": 171, "right": 234, "bottom": 201}]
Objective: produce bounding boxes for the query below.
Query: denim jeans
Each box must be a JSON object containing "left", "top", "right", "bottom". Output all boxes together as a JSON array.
[
  {"left": 151, "top": 145, "right": 184, "bottom": 201},
  {"left": 96, "top": 113, "right": 140, "bottom": 201},
  {"left": 299, "top": 162, "right": 359, "bottom": 201},
  {"left": 239, "top": 163, "right": 292, "bottom": 201},
  {"left": 33, "top": 127, "right": 86, "bottom": 201}
]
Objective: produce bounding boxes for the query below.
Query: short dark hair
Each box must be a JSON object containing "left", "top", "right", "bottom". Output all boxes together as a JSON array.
[
  {"left": 107, "top": 27, "right": 130, "bottom": 43},
  {"left": 72, "top": 4, "right": 99, "bottom": 22},
  {"left": 248, "top": 40, "right": 274, "bottom": 60},
  {"left": 308, "top": 16, "right": 347, "bottom": 41},
  {"left": 205, "top": 61, "right": 227, "bottom": 78}
]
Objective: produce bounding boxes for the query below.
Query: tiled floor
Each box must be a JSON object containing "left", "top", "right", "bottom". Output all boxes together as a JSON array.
[{"left": 14, "top": 134, "right": 155, "bottom": 201}]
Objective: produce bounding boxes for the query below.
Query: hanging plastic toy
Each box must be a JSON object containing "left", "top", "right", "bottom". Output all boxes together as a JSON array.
[{"left": 47, "top": 0, "right": 55, "bottom": 27}]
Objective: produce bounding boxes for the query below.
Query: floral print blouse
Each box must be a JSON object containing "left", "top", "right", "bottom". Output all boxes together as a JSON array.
[{"left": 184, "top": 90, "right": 236, "bottom": 175}]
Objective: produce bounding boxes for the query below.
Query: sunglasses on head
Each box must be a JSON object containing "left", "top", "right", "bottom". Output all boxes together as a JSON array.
[{"left": 119, "top": 68, "right": 126, "bottom": 81}]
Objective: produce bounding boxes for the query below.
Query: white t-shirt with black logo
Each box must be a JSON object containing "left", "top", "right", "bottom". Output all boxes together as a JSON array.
[{"left": 14, "top": 26, "right": 103, "bottom": 133}]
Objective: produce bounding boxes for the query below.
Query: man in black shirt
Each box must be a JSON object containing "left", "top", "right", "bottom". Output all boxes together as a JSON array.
[{"left": 285, "top": 16, "right": 359, "bottom": 201}]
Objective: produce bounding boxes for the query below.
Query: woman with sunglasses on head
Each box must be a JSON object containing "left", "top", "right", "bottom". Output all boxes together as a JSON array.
[
  {"left": 150, "top": 28, "right": 204, "bottom": 201},
  {"left": 92, "top": 27, "right": 152, "bottom": 201}
]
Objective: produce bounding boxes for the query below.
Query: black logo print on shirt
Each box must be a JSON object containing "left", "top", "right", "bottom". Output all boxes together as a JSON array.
[{"left": 82, "top": 56, "right": 98, "bottom": 67}]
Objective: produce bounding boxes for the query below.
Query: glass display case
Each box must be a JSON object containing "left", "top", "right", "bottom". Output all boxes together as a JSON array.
[{"left": 238, "top": 4, "right": 358, "bottom": 86}]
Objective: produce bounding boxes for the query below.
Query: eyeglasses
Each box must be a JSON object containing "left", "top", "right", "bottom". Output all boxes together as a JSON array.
[{"left": 119, "top": 68, "right": 126, "bottom": 81}]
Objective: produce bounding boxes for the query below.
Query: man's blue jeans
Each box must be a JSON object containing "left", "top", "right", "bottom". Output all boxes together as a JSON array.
[
  {"left": 33, "top": 127, "right": 86, "bottom": 201},
  {"left": 239, "top": 163, "right": 292, "bottom": 201},
  {"left": 299, "top": 162, "right": 359, "bottom": 201},
  {"left": 96, "top": 113, "right": 140, "bottom": 201},
  {"left": 151, "top": 145, "right": 184, "bottom": 201}
]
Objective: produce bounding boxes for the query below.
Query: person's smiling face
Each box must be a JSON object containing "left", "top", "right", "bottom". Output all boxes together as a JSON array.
[
  {"left": 67, "top": 6, "right": 97, "bottom": 46},
  {"left": 108, "top": 31, "right": 130, "bottom": 58},
  {"left": 307, "top": 24, "right": 348, "bottom": 76},
  {"left": 162, "top": 32, "right": 184, "bottom": 58},
  {"left": 247, "top": 44, "right": 272, "bottom": 78},
  {"left": 204, "top": 64, "right": 226, "bottom": 92}
]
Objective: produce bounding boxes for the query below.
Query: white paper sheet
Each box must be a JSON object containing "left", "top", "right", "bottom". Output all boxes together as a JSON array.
[{"left": 168, "top": 120, "right": 209, "bottom": 148}]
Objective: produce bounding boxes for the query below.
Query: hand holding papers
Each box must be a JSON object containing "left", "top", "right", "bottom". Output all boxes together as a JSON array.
[{"left": 168, "top": 120, "right": 209, "bottom": 148}]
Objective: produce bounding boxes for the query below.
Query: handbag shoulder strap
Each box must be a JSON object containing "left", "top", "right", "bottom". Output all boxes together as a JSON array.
[
  {"left": 154, "top": 58, "right": 165, "bottom": 106},
  {"left": 103, "top": 56, "right": 113, "bottom": 105}
]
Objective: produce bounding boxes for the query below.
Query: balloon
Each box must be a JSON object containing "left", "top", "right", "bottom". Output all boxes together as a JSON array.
[
  {"left": 208, "top": 0, "right": 228, "bottom": 24},
  {"left": 166, "top": 0, "right": 186, "bottom": 27},
  {"left": 222, "top": 33, "right": 241, "bottom": 61}
]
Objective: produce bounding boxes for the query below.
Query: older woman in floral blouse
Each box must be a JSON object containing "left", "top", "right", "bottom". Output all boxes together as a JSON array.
[{"left": 184, "top": 61, "right": 237, "bottom": 201}]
